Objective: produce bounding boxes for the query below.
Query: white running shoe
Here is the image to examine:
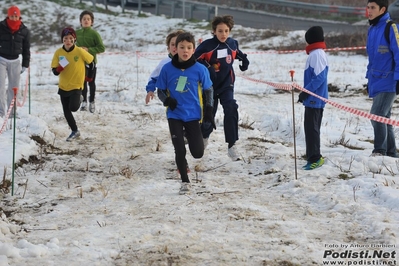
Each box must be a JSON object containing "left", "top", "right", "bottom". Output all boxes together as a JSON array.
[
  {"left": 203, "top": 138, "right": 209, "bottom": 150},
  {"left": 228, "top": 145, "right": 240, "bottom": 161},
  {"left": 81, "top": 101, "right": 87, "bottom": 111},
  {"left": 89, "top": 101, "right": 95, "bottom": 113},
  {"left": 66, "top": 130, "right": 80, "bottom": 142},
  {"left": 179, "top": 182, "right": 191, "bottom": 195}
]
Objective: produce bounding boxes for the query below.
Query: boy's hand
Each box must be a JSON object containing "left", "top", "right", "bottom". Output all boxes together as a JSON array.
[
  {"left": 56, "top": 65, "right": 65, "bottom": 73},
  {"left": 198, "top": 59, "right": 217, "bottom": 84},
  {"left": 204, "top": 106, "right": 216, "bottom": 129},
  {"left": 164, "top": 97, "right": 177, "bottom": 111},
  {"left": 298, "top": 92, "right": 309, "bottom": 103},
  {"left": 239, "top": 54, "right": 249, "bottom": 71},
  {"left": 146, "top": 91, "right": 154, "bottom": 104}
]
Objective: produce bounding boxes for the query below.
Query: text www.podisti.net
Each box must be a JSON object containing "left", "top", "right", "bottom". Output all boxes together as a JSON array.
[{"left": 322, "top": 249, "right": 397, "bottom": 265}]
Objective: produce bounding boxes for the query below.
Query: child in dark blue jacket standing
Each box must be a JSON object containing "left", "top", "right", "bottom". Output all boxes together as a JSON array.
[
  {"left": 298, "top": 26, "right": 328, "bottom": 170},
  {"left": 194, "top": 15, "right": 249, "bottom": 161}
]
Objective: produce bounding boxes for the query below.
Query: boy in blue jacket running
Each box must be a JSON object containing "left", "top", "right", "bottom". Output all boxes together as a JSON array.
[{"left": 156, "top": 32, "right": 215, "bottom": 195}]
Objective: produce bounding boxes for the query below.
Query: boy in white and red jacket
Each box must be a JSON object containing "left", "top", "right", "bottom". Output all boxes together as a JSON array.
[{"left": 298, "top": 26, "right": 329, "bottom": 170}]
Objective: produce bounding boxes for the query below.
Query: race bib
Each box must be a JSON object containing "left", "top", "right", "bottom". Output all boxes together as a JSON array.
[{"left": 176, "top": 76, "right": 187, "bottom": 92}]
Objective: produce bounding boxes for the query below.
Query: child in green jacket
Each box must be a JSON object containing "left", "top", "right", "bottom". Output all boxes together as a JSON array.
[{"left": 76, "top": 10, "right": 105, "bottom": 113}]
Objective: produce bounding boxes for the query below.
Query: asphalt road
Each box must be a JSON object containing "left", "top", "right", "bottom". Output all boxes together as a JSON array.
[
  {"left": 135, "top": 3, "right": 369, "bottom": 34},
  {"left": 100, "top": 1, "right": 368, "bottom": 34}
]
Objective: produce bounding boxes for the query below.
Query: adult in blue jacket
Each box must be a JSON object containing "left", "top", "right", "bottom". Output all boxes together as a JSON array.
[
  {"left": 366, "top": 0, "right": 398, "bottom": 157},
  {"left": 194, "top": 15, "right": 249, "bottom": 161}
]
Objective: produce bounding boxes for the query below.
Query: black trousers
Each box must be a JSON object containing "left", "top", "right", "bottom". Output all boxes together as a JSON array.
[
  {"left": 201, "top": 88, "right": 238, "bottom": 146},
  {"left": 60, "top": 90, "right": 82, "bottom": 132},
  {"left": 168, "top": 119, "right": 204, "bottom": 183},
  {"left": 82, "top": 67, "right": 97, "bottom": 103},
  {"left": 304, "top": 107, "right": 323, "bottom": 163}
]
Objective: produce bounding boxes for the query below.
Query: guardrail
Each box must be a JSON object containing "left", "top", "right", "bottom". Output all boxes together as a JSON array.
[
  {"left": 86, "top": 0, "right": 366, "bottom": 19},
  {"left": 258, "top": 0, "right": 366, "bottom": 16},
  {"left": 154, "top": 0, "right": 366, "bottom": 17},
  {"left": 156, "top": 0, "right": 215, "bottom": 20},
  {"left": 84, "top": 0, "right": 215, "bottom": 20}
]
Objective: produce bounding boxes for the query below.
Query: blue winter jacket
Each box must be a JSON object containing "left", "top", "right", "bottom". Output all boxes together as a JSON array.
[
  {"left": 155, "top": 61, "right": 213, "bottom": 122},
  {"left": 302, "top": 48, "right": 329, "bottom": 109},
  {"left": 366, "top": 12, "right": 399, "bottom": 98}
]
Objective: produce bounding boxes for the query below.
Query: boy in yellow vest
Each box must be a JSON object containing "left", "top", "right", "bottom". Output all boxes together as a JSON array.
[{"left": 51, "top": 27, "right": 94, "bottom": 141}]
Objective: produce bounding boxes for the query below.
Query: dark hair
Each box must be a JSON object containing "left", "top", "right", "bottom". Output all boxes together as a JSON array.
[
  {"left": 80, "top": 10, "right": 94, "bottom": 25},
  {"left": 175, "top": 32, "right": 196, "bottom": 49},
  {"left": 368, "top": 0, "right": 389, "bottom": 10},
  {"left": 211, "top": 15, "right": 234, "bottom": 32},
  {"left": 61, "top": 27, "right": 76, "bottom": 42},
  {"left": 165, "top": 30, "right": 185, "bottom": 46}
]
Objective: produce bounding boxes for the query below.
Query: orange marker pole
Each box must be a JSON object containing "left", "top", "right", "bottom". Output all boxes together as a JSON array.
[{"left": 289, "top": 70, "right": 298, "bottom": 180}]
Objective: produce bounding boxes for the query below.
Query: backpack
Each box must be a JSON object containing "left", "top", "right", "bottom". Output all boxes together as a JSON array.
[
  {"left": 384, "top": 20, "right": 399, "bottom": 94},
  {"left": 384, "top": 20, "right": 395, "bottom": 44},
  {"left": 384, "top": 21, "right": 396, "bottom": 67}
]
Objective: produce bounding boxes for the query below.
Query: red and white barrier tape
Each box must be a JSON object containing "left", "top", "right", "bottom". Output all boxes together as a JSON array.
[
  {"left": 30, "top": 46, "right": 367, "bottom": 56},
  {"left": 291, "top": 83, "right": 399, "bottom": 126},
  {"left": 0, "top": 96, "right": 16, "bottom": 135},
  {"left": 237, "top": 74, "right": 399, "bottom": 127},
  {"left": 16, "top": 68, "right": 30, "bottom": 107},
  {"left": 0, "top": 68, "right": 29, "bottom": 135},
  {"left": 244, "top": 46, "right": 366, "bottom": 55}
]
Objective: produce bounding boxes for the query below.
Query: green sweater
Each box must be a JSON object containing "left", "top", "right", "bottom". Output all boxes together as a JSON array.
[{"left": 75, "top": 27, "right": 105, "bottom": 64}]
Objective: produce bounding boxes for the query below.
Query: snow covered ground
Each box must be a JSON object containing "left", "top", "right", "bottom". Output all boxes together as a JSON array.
[{"left": 0, "top": 1, "right": 398, "bottom": 265}]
